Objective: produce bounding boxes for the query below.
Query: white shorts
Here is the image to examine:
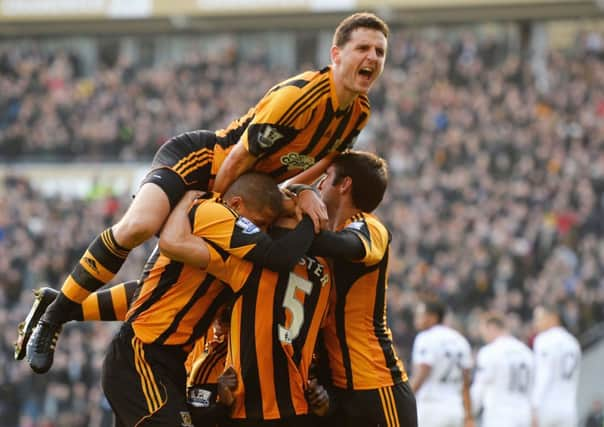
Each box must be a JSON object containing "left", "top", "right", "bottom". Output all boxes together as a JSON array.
[{"left": 417, "top": 401, "right": 463, "bottom": 427}]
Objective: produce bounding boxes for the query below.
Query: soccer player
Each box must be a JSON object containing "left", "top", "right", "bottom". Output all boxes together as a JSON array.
[
  {"left": 531, "top": 304, "right": 581, "bottom": 427},
  {"left": 101, "top": 173, "right": 319, "bottom": 426},
  {"left": 187, "top": 305, "right": 236, "bottom": 427},
  {"left": 309, "top": 151, "right": 416, "bottom": 427},
  {"left": 27, "top": 11, "right": 390, "bottom": 374},
  {"left": 161, "top": 197, "right": 333, "bottom": 426},
  {"left": 471, "top": 312, "right": 533, "bottom": 427},
  {"left": 411, "top": 299, "right": 474, "bottom": 427}
]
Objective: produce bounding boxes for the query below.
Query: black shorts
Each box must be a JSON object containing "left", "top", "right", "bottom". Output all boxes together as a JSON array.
[
  {"left": 223, "top": 415, "right": 312, "bottom": 427},
  {"left": 330, "top": 381, "right": 417, "bottom": 427},
  {"left": 140, "top": 129, "right": 233, "bottom": 209},
  {"left": 101, "top": 323, "right": 192, "bottom": 427}
]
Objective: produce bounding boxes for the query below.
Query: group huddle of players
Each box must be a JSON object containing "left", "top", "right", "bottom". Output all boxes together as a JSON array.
[{"left": 16, "top": 12, "right": 421, "bottom": 427}]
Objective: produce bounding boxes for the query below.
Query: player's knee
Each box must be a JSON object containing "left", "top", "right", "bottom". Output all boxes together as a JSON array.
[{"left": 113, "top": 216, "right": 158, "bottom": 248}]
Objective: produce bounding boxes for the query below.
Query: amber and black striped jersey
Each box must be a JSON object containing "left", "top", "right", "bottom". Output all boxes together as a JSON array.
[
  {"left": 224, "top": 252, "right": 332, "bottom": 420},
  {"left": 186, "top": 339, "right": 229, "bottom": 427},
  {"left": 214, "top": 67, "right": 370, "bottom": 183},
  {"left": 321, "top": 213, "right": 408, "bottom": 390},
  {"left": 126, "top": 194, "right": 314, "bottom": 349}
]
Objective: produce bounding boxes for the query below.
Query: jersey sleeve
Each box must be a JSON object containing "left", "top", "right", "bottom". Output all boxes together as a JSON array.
[
  {"left": 531, "top": 335, "right": 550, "bottom": 408},
  {"left": 343, "top": 216, "right": 389, "bottom": 266},
  {"left": 412, "top": 333, "right": 435, "bottom": 367},
  {"left": 240, "top": 87, "right": 307, "bottom": 157},
  {"left": 470, "top": 348, "right": 493, "bottom": 413},
  {"left": 192, "top": 201, "right": 315, "bottom": 272},
  {"left": 308, "top": 229, "right": 366, "bottom": 260},
  {"left": 461, "top": 337, "right": 473, "bottom": 370}
]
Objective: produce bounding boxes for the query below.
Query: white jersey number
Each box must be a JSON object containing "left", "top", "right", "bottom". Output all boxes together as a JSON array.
[
  {"left": 278, "top": 273, "right": 313, "bottom": 344},
  {"left": 508, "top": 361, "right": 531, "bottom": 393},
  {"left": 439, "top": 350, "right": 464, "bottom": 384}
]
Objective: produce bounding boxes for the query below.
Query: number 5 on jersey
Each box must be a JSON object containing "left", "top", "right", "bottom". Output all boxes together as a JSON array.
[{"left": 278, "top": 273, "right": 313, "bottom": 344}]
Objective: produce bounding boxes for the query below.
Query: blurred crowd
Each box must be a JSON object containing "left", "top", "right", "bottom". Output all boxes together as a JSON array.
[{"left": 1, "top": 26, "right": 604, "bottom": 426}]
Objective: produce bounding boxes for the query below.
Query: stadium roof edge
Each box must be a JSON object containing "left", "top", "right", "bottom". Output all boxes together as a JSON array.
[{"left": 0, "top": 1, "right": 602, "bottom": 37}]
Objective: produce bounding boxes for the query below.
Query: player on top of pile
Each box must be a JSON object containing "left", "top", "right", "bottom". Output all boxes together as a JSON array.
[{"left": 26, "top": 12, "right": 389, "bottom": 374}]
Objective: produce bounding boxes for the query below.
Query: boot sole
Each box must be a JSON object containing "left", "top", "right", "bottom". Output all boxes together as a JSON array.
[{"left": 14, "top": 288, "right": 57, "bottom": 360}]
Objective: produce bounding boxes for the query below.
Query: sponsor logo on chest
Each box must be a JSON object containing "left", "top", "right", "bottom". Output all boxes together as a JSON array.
[{"left": 280, "top": 152, "right": 315, "bottom": 170}]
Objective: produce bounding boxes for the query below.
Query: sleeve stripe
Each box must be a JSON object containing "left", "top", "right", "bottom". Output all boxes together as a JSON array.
[{"left": 277, "top": 77, "right": 330, "bottom": 127}]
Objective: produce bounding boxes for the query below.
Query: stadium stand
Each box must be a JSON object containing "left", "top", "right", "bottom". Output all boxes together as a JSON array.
[{"left": 1, "top": 19, "right": 604, "bottom": 427}]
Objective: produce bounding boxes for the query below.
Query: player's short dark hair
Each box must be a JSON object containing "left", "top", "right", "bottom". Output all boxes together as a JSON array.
[
  {"left": 217, "top": 303, "right": 232, "bottom": 325},
  {"left": 422, "top": 298, "right": 447, "bottom": 324},
  {"left": 331, "top": 150, "right": 388, "bottom": 212},
  {"left": 483, "top": 312, "right": 506, "bottom": 329},
  {"left": 225, "top": 172, "right": 282, "bottom": 216},
  {"left": 333, "top": 12, "right": 390, "bottom": 48}
]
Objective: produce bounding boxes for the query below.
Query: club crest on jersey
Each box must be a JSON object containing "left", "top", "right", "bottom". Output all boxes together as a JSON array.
[
  {"left": 258, "top": 125, "right": 283, "bottom": 148},
  {"left": 188, "top": 387, "right": 212, "bottom": 408},
  {"left": 236, "top": 216, "right": 260, "bottom": 234},
  {"left": 280, "top": 152, "right": 315, "bottom": 170}
]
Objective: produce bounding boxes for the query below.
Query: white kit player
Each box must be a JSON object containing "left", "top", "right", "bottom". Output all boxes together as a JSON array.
[
  {"left": 532, "top": 304, "right": 581, "bottom": 427},
  {"left": 411, "top": 299, "right": 474, "bottom": 427},
  {"left": 471, "top": 312, "right": 534, "bottom": 427}
]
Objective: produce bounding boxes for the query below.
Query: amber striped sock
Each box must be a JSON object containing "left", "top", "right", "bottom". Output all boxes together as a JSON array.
[
  {"left": 75, "top": 280, "right": 139, "bottom": 321},
  {"left": 44, "top": 228, "right": 130, "bottom": 324}
]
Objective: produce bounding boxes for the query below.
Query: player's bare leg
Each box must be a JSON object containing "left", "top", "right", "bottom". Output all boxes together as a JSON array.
[{"left": 27, "top": 184, "right": 170, "bottom": 374}]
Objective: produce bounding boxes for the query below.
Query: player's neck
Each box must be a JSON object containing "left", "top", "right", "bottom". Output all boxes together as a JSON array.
[
  {"left": 335, "top": 87, "right": 357, "bottom": 111},
  {"left": 331, "top": 203, "right": 361, "bottom": 231},
  {"left": 330, "top": 67, "right": 358, "bottom": 111}
]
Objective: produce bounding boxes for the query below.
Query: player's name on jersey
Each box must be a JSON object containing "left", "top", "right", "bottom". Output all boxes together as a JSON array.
[{"left": 298, "top": 256, "right": 329, "bottom": 286}]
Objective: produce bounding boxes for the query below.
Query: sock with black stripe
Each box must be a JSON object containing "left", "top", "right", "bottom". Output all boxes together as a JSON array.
[
  {"left": 43, "top": 228, "right": 131, "bottom": 324},
  {"left": 73, "top": 280, "right": 140, "bottom": 321}
]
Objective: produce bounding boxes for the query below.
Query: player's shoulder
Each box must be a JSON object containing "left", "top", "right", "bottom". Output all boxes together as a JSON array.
[
  {"left": 194, "top": 194, "right": 238, "bottom": 221},
  {"left": 414, "top": 328, "right": 433, "bottom": 345},
  {"left": 557, "top": 328, "right": 581, "bottom": 352},
  {"left": 356, "top": 93, "right": 371, "bottom": 112},
  {"left": 509, "top": 336, "right": 533, "bottom": 354},
  {"left": 267, "top": 68, "right": 329, "bottom": 97},
  {"left": 442, "top": 326, "right": 471, "bottom": 350},
  {"left": 347, "top": 213, "right": 389, "bottom": 239}
]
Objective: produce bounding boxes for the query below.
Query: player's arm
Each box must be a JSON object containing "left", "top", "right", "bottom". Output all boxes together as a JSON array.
[
  {"left": 161, "top": 197, "right": 316, "bottom": 272},
  {"left": 308, "top": 229, "right": 366, "bottom": 260},
  {"left": 410, "top": 363, "right": 431, "bottom": 393},
  {"left": 531, "top": 341, "right": 550, "bottom": 417},
  {"left": 213, "top": 143, "right": 258, "bottom": 193},
  {"left": 469, "top": 351, "right": 490, "bottom": 416},
  {"left": 311, "top": 217, "right": 388, "bottom": 265},
  {"left": 159, "top": 191, "right": 210, "bottom": 267},
  {"left": 239, "top": 215, "right": 316, "bottom": 271},
  {"left": 282, "top": 151, "right": 339, "bottom": 187},
  {"left": 462, "top": 368, "right": 475, "bottom": 427},
  {"left": 214, "top": 86, "right": 302, "bottom": 193},
  {"left": 411, "top": 334, "right": 434, "bottom": 393}
]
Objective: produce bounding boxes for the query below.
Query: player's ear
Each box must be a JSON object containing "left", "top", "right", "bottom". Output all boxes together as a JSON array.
[
  {"left": 228, "top": 195, "right": 243, "bottom": 212},
  {"left": 339, "top": 176, "right": 352, "bottom": 194},
  {"left": 330, "top": 44, "right": 340, "bottom": 65}
]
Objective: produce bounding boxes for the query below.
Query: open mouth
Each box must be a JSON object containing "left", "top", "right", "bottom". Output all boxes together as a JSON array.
[{"left": 358, "top": 67, "right": 374, "bottom": 80}]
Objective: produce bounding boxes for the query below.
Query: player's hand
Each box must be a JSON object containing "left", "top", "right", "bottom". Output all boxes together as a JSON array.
[
  {"left": 280, "top": 189, "right": 300, "bottom": 220},
  {"left": 297, "top": 190, "right": 328, "bottom": 233},
  {"left": 182, "top": 190, "right": 205, "bottom": 206},
  {"left": 463, "top": 416, "right": 475, "bottom": 427},
  {"left": 217, "top": 367, "right": 238, "bottom": 407},
  {"left": 305, "top": 378, "right": 329, "bottom": 416}
]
